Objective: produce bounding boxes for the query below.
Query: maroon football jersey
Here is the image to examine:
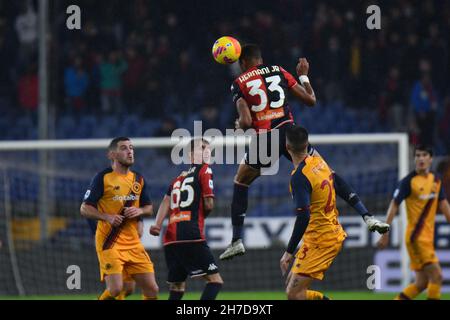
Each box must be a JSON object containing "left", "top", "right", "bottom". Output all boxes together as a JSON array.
[
  {"left": 163, "top": 164, "right": 214, "bottom": 246},
  {"left": 231, "top": 64, "right": 298, "bottom": 132}
]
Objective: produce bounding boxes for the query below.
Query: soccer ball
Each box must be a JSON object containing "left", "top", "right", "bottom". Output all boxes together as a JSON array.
[{"left": 212, "top": 36, "right": 241, "bottom": 64}]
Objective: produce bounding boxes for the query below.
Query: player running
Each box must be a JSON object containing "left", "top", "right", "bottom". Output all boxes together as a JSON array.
[
  {"left": 220, "top": 44, "right": 389, "bottom": 260},
  {"left": 150, "top": 138, "right": 223, "bottom": 300},
  {"left": 377, "top": 145, "right": 450, "bottom": 300},
  {"left": 280, "top": 125, "right": 346, "bottom": 300},
  {"left": 80, "top": 137, "right": 159, "bottom": 300}
]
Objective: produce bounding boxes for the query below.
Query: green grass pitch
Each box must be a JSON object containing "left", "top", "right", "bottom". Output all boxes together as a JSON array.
[{"left": 1, "top": 291, "right": 449, "bottom": 300}]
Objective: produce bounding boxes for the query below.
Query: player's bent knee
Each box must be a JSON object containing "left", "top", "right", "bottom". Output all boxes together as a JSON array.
[
  {"left": 431, "top": 271, "right": 443, "bottom": 284},
  {"left": 108, "top": 286, "right": 123, "bottom": 298},
  {"left": 235, "top": 166, "right": 260, "bottom": 185},
  {"left": 169, "top": 282, "right": 185, "bottom": 291},
  {"left": 205, "top": 273, "right": 224, "bottom": 285},
  {"left": 286, "top": 287, "right": 305, "bottom": 300},
  {"left": 151, "top": 284, "right": 160, "bottom": 294},
  {"left": 416, "top": 280, "right": 428, "bottom": 292}
]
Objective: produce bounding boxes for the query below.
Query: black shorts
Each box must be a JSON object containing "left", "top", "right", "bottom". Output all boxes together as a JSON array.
[
  {"left": 244, "top": 122, "right": 315, "bottom": 169},
  {"left": 164, "top": 241, "right": 219, "bottom": 283}
]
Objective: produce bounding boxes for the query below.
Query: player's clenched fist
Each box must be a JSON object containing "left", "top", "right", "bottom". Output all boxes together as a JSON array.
[
  {"left": 149, "top": 225, "right": 161, "bottom": 236},
  {"left": 296, "top": 58, "right": 309, "bottom": 76}
]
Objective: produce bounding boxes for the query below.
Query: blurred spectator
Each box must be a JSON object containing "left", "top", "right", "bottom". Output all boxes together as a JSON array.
[
  {"left": 154, "top": 117, "right": 178, "bottom": 158},
  {"left": 436, "top": 157, "right": 450, "bottom": 201},
  {"left": 347, "top": 37, "right": 362, "bottom": 108},
  {"left": 155, "top": 117, "right": 177, "bottom": 137},
  {"left": 0, "top": 0, "right": 449, "bottom": 153},
  {"left": 201, "top": 105, "right": 221, "bottom": 131},
  {"left": 423, "top": 23, "right": 448, "bottom": 94},
  {"left": 0, "top": 30, "right": 13, "bottom": 97},
  {"left": 99, "top": 51, "right": 128, "bottom": 113},
  {"left": 361, "top": 39, "right": 382, "bottom": 109},
  {"left": 410, "top": 61, "right": 438, "bottom": 146},
  {"left": 85, "top": 51, "right": 102, "bottom": 113},
  {"left": 123, "top": 46, "right": 145, "bottom": 108},
  {"left": 64, "top": 57, "right": 89, "bottom": 112},
  {"left": 320, "top": 36, "right": 344, "bottom": 104},
  {"left": 17, "top": 62, "right": 38, "bottom": 112},
  {"left": 379, "top": 66, "right": 406, "bottom": 132},
  {"left": 14, "top": 1, "right": 37, "bottom": 65},
  {"left": 438, "top": 96, "right": 450, "bottom": 153},
  {"left": 401, "top": 33, "right": 420, "bottom": 85}
]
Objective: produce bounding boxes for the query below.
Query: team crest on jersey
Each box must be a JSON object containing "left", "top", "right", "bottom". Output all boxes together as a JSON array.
[
  {"left": 132, "top": 182, "right": 142, "bottom": 194},
  {"left": 105, "top": 263, "right": 112, "bottom": 270}
]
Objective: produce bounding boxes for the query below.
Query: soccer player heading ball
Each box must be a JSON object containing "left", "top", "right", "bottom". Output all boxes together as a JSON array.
[{"left": 220, "top": 44, "right": 390, "bottom": 260}]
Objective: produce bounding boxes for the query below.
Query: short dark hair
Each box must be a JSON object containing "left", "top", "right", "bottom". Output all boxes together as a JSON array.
[
  {"left": 239, "top": 44, "right": 262, "bottom": 63},
  {"left": 108, "top": 137, "right": 130, "bottom": 151},
  {"left": 286, "top": 125, "right": 309, "bottom": 153},
  {"left": 414, "top": 144, "right": 433, "bottom": 157},
  {"left": 190, "top": 138, "right": 210, "bottom": 153}
]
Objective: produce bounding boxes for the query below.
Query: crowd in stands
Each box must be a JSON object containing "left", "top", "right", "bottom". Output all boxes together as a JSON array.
[{"left": 0, "top": 0, "right": 449, "bottom": 154}]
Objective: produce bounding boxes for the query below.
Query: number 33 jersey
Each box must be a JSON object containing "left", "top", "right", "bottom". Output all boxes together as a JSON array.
[
  {"left": 231, "top": 64, "right": 298, "bottom": 132},
  {"left": 163, "top": 164, "right": 215, "bottom": 246},
  {"left": 289, "top": 155, "right": 347, "bottom": 247}
]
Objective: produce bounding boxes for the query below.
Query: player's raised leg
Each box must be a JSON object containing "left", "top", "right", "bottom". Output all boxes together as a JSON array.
[
  {"left": 395, "top": 270, "right": 428, "bottom": 300},
  {"left": 132, "top": 272, "right": 159, "bottom": 300},
  {"left": 201, "top": 273, "right": 224, "bottom": 300},
  {"left": 333, "top": 173, "right": 390, "bottom": 234},
  {"left": 220, "top": 162, "right": 260, "bottom": 260}
]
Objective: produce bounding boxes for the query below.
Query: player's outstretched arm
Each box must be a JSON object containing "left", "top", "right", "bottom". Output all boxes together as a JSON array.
[
  {"left": 149, "top": 195, "right": 170, "bottom": 236},
  {"left": 289, "top": 58, "right": 316, "bottom": 107},
  {"left": 439, "top": 199, "right": 450, "bottom": 223},
  {"left": 235, "top": 98, "right": 252, "bottom": 130},
  {"left": 377, "top": 200, "right": 399, "bottom": 249}
]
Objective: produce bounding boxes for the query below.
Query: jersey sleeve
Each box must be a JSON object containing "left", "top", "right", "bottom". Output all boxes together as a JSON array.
[
  {"left": 231, "top": 80, "right": 244, "bottom": 104},
  {"left": 199, "top": 165, "right": 215, "bottom": 198},
  {"left": 393, "top": 177, "right": 411, "bottom": 205},
  {"left": 83, "top": 172, "right": 104, "bottom": 207},
  {"left": 139, "top": 178, "right": 152, "bottom": 206},
  {"left": 290, "top": 170, "right": 312, "bottom": 210},
  {"left": 280, "top": 67, "right": 298, "bottom": 88}
]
